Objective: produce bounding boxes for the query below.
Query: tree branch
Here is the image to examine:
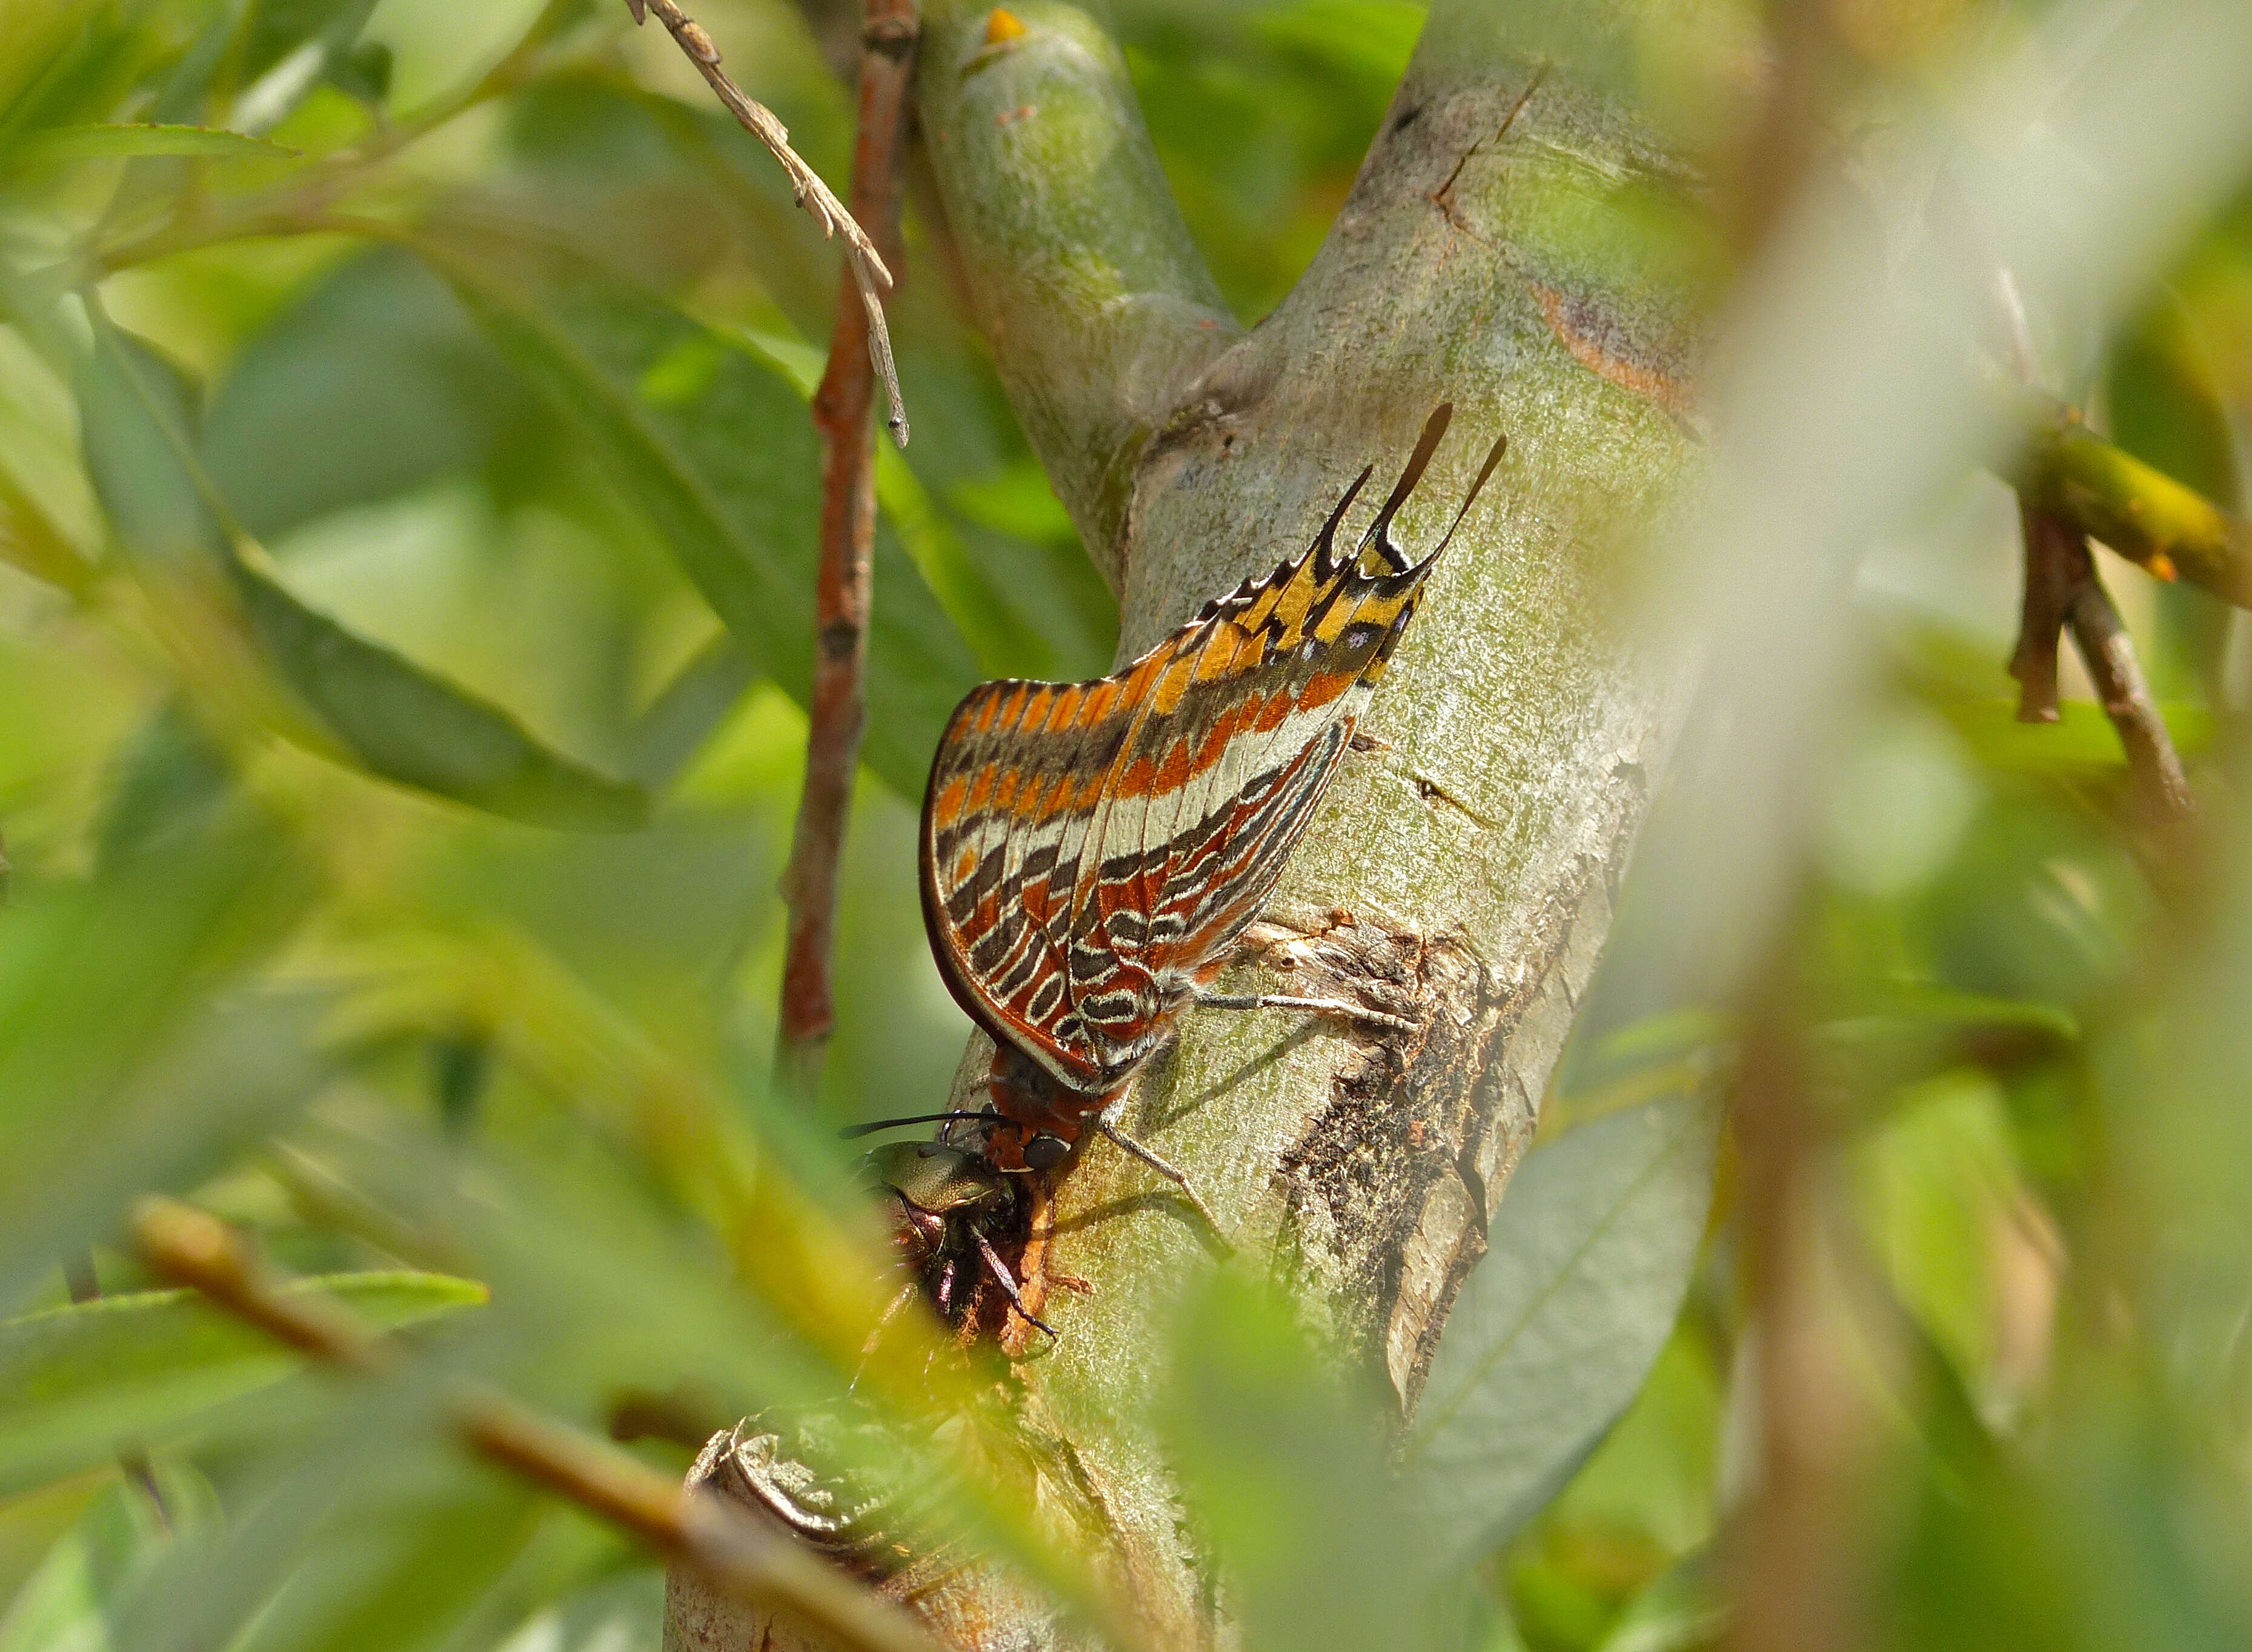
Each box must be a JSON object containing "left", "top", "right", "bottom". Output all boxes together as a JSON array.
[
  {"left": 626, "top": 0, "right": 907, "bottom": 444},
  {"left": 861, "top": 0, "right": 1707, "bottom": 1643},
  {"left": 912, "top": 0, "right": 1241, "bottom": 588},
  {"left": 2016, "top": 391, "right": 2252, "bottom": 610},
  {"left": 775, "top": 0, "right": 921, "bottom": 1102},
  {"left": 130, "top": 1198, "right": 945, "bottom": 1652}
]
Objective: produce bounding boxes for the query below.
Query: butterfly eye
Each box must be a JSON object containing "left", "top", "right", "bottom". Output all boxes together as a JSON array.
[{"left": 1023, "top": 1134, "right": 1070, "bottom": 1172}]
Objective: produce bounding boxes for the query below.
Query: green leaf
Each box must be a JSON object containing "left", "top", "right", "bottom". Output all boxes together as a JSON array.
[
  {"left": 1590, "top": 1547, "right": 1725, "bottom": 1652},
  {"left": 231, "top": 1467, "right": 545, "bottom": 1652},
  {"left": 1160, "top": 1273, "right": 1438, "bottom": 1652},
  {"left": 75, "top": 325, "right": 221, "bottom": 571},
  {"left": 0, "top": 1275, "right": 486, "bottom": 1498},
  {"left": 104, "top": 1430, "right": 523, "bottom": 1652},
  {"left": 731, "top": 327, "right": 1051, "bottom": 678},
  {"left": 233, "top": 566, "right": 648, "bottom": 830},
  {"left": 204, "top": 248, "right": 544, "bottom": 541},
  {"left": 0, "top": 1468, "right": 221, "bottom": 1652},
  {"left": 1936, "top": 696, "right": 2213, "bottom": 777},
  {"left": 433, "top": 248, "right": 981, "bottom": 797},
  {"left": 18, "top": 124, "right": 299, "bottom": 161},
  {"left": 78, "top": 314, "right": 647, "bottom": 831},
  {"left": 0, "top": 464, "right": 93, "bottom": 596},
  {"left": 1818, "top": 981, "right": 2078, "bottom": 1055},
  {"left": 1408, "top": 1093, "right": 1721, "bottom": 1571},
  {"left": 489, "top": 1569, "right": 663, "bottom": 1652},
  {"left": 0, "top": 814, "right": 322, "bottom": 1311}
]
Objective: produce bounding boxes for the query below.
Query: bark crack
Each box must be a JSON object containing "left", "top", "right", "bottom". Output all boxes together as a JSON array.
[{"left": 1431, "top": 64, "right": 1546, "bottom": 239}]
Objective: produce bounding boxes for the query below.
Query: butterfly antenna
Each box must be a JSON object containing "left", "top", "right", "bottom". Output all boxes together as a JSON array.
[
  {"left": 838, "top": 1110, "right": 1026, "bottom": 1140},
  {"left": 1359, "top": 403, "right": 1453, "bottom": 569},
  {"left": 1422, "top": 431, "right": 1508, "bottom": 568}
]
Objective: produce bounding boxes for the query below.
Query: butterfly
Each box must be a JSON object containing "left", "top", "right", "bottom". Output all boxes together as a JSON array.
[{"left": 857, "top": 405, "right": 1504, "bottom": 1230}]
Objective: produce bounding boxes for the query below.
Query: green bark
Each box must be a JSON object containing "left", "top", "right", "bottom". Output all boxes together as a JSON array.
[{"left": 912, "top": 0, "right": 1241, "bottom": 591}]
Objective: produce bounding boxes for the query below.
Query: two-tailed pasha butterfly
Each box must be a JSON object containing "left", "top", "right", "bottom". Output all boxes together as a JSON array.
[{"left": 852, "top": 404, "right": 1504, "bottom": 1255}]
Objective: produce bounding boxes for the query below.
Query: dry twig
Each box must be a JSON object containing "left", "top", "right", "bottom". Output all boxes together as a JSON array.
[
  {"left": 1991, "top": 268, "right": 2193, "bottom": 824},
  {"left": 624, "top": 0, "right": 908, "bottom": 445},
  {"left": 774, "top": 0, "right": 920, "bottom": 1099},
  {"left": 132, "top": 1198, "right": 942, "bottom": 1652}
]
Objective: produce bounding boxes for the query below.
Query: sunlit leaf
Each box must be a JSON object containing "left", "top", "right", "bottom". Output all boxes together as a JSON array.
[
  {"left": 233, "top": 566, "right": 647, "bottom": 830},
  {"left": 1408, "top": 1093, "right": 1721, "bottom": 1571},
  {"left": 431, "top": 245, "right": 980, "bottom": 795},
  {"left": 0, "top": 1467, "right": 221, "bottom": 1652},
  {"left": 228, "top": 1463, "right": 544, "bottom": 1652},
  {"left": 1590, "top": 1547, "right": 1726, "bottom": 1652},
  {"left": 105, "top": 1427, "right": 497, "bottom": 1652},
  {"left": 0, "top": 812, "right": 322, "bottom": 1311},
  {"left": 78, "top": 315, "right": 647, "bottom": 831},
  {"left": 0, "top": 1275, "right": 486, "bottom": 1498},
  {"left": 1161, "top": 1273, "right": 1438, "bottom": 1652},
  {"left": 731, "top": 327, "right": 1050, "bottom": 678},
  {"left": 0, "top": 466, "right": 93, "bottom": 597},
  {"left": 490, "top": 1568, "right": 663, "bottom": 1652},
  {"left": 1936, "top": 696, "right": 2213, "bottom": 776}
]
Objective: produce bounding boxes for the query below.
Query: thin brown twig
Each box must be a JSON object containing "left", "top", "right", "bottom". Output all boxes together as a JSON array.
[
  {"left": 2007, "top": 499, "right": 2079, "bottom": 723},
  {"left": 773, "top": 0, "right": 920, "bottom": 1101},
  {"left": 2065, "top": 565, "right": 2194, "bottom": 820},
  {"left": 1991, "top": 267, "right": 2193, "bottom": 823},
  {"left": 625, "top": 0, "right": 907, "bottom": 446},
  {"left": 131, "top": 1198, "right": 943, "bottom": 1652}
]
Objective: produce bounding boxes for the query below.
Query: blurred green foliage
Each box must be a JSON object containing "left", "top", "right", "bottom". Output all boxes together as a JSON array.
[{"left": 2, "top": 2, "right": 2252, "bottom": 1651}]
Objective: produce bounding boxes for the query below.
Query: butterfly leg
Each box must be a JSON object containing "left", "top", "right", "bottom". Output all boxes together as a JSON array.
[
  {"left": 973, "top": 1234, "right": 1058, "bottom": 1337},
  {"left": 1094, "top": 1117, "right": 1232, "bottom": 1248},
  {"left": 1194, "top": 990, "right": 1420, "bottom": 1036}
]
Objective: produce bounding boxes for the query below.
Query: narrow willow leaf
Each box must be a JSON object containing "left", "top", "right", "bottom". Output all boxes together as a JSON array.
[
  {"left": 75, "top": 325, "right": 221, "bottom": 569},
  {"left": 1160, "top": 1274, "right": 1439, "bottom": 1652},
  {"left": 871, "top": 442, "right": 1052, "bottom": 678},
  {"left": 434, "top": 251, "right": 978, "bottom": 795},
  {"left": 1592, "top": 1547, "right": 1726, "bottom": 1652},
  {"left": 0, "top": 1275, "right": 486, "bottom": 1498},
  {"left": 0, "top": 465, "right": 93, "bottom": 595},
  {"left": 0, "top": 1467, "right": 221, "bottom": 1652},
  {"left": 224, "top": 1459, "right": 544, "bottom": 1652},
  {"left": 623, "top": 637, "right": 754, "bottom": 788},
  {"left": 0, "top": 812, "right": 322, "bottom": 1310},
  {"left": 1935, "top": 696, "right": 2213, "bottom": 775},
  {"left": 19, "top": 124, "right": 299, "bottom": 160},
  {"left": 731, "top": 327, "right": 1047, "bottom": 678},
  {"left": 233, "top": 566, "right": 647, "bottom": 829},
  {"left": 1409, "top": 1092, "right": 1721, "bottom": 1571},
  {"left": 78, "top": 315, "right": 646, "bottom": 831},
  {"left": 204, "top": 248, "right": 543, "bottom": 541}
]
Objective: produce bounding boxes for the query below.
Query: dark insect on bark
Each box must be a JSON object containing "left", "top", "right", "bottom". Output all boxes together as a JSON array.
[{"left": 861, "top": 1138, "right": 1054, "bottom": 1339}]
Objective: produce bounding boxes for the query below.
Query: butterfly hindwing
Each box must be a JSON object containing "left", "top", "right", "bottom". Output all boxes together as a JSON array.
[{"left": 920, "top": 405, "right": 1505, "bottom": 1098}]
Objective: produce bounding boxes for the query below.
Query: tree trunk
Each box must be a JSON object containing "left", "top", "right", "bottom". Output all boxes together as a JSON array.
[{"left": 671, "top": 1, "right": 1702, "bottom": 1645}]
